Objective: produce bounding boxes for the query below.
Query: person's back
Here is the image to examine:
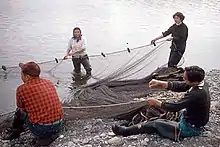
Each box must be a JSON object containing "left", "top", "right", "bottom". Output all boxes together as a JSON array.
[
  {"left": 5, "top": 61, "right": 63, "bottom": 146},
  {"left": 17, "top": 78, "right": 63, "bottom": 124}
]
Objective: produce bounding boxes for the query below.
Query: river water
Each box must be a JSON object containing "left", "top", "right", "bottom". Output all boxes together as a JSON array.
[{"left": 0, "top": 0, "right": 220, "bottom": 113}]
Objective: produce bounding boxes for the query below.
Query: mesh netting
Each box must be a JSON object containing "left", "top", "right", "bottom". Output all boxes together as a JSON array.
[
  {"left": 0, "top": 40, "right": 185, "bottom": 123},
  {"left": 1, "top": 40, "right": 169, "bottom": 82}
]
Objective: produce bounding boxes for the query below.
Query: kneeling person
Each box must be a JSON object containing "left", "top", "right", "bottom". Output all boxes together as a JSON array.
[
  {"left": 112, "top": 66, "right": 210, "bottom": 141},
  {"left": 5, "top": 61, "right": 63, "bottom": 146}
]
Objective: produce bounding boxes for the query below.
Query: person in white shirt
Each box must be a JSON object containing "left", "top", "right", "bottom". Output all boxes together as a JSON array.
[{"left": 63, "top": 27, "right": 92, "bottom": 77}]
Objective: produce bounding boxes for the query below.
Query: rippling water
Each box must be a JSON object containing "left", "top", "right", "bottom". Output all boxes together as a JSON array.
[{"left": 1, "top": 0, "right": 220, "bottom": 113}]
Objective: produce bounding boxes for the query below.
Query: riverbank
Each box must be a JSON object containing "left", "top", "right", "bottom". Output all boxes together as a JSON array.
[{"left": 1, "top": 69, "right": 220, "bottom": 147}]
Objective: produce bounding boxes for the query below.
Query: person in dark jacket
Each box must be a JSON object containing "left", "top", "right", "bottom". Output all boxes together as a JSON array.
[
  {"left": 151, "top": 12, "right": 188, "bottom": 68},
  {"left": 112, "top": 66, "right": 210, "bottom": 141}
]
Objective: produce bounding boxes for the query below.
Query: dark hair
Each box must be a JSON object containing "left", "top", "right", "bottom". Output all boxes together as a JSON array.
[
  {"left": 173, "top": 12, "right": 185, "bottom": 21},
  {"left": 72, "top": 27, "right": 82, "bottom": 42},
  {"left": 184, "top": 66, "right": 205, "bottom": 83}
]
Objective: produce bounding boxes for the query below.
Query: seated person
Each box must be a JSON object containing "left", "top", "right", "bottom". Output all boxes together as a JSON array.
[
  {"left": 112, "top": 66, "right": 210, "bottom": 141},
  {"left": 4, "top": 61, "right": 63, "bottom": 146}
]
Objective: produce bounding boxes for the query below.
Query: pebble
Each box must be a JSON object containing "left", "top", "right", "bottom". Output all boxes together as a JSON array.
[
  {"left": 1, "top": 140, "right": 9, "bottom": 143},
  {"left": 93, "top": 135, "right": 100, "bottom": 140},
  {"left": 3, "top": 143, "right": 9, "bottom": 147},
  {"left": 70, "top": 131, "right": 77, "bottom": 136},
  {"left": 164, "top": 143, "right": 169, "bottom": 146},
  {"left": 100, "top": 133, "right": 106, "bottom": 137},
  {"left": 107, "top": 137, "right": 123, "bottom": 145},
  {"left": 202, "top": 131, "right": 212, "bottom": 137},
  {"left": 59, "top": 135, "right": 64, "bottom": 138},
  {"left": 82, "top": 138, "right": 90, "bottom": 144},
  {"left": 94, "top": 119, "right": 103, "bottom": 124},
  {"left": 141, "top": 137, "right": 150, "bottom": 146},
  {"left": 127, "top": 135, "right": 138, "bottom": 140},
  {"left": 215, "top": 101, "right": 220, "bottom": 110},
  {"left": 108, "top": 132, "right": 115, "bottom": 136},
  {"left": 72, "top": 138, "right": 80, "bottom": 143},
  {"left": 67, "top": 141, "right": 75, "bottom": 147},
  {"left": 128, "top": 145, "right": 136, "bottom": 147},
  {"left": 84, "top": 125, "right": 93, "bottom": 130},
  {"left": 83, "top": 145, "right": 92, "bottom": 147}
]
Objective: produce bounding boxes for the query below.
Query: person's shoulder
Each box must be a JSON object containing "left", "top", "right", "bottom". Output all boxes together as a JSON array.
[
  {"left": 41, "top": 78, "right": 53, "bottom": 84},
  {"left": 69, "top": 37, "right": 74, "bottom": 41},
  {"left": 171, "top": 23, "right": 176, "bottom": 27},
  {"left": 182, "top": 23, "right": 188, "bottom": 28},
  {"left": 191, "top": 86, "right": 207, "bottom": 98},
  {"left": 17, "top": 84, "right": 25, "bottom": 91},
  {"left": 81, "top": 35, "right": 86, "bottom": 40}
]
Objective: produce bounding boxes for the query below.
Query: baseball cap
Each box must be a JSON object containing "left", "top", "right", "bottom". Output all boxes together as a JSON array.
[{"left": 19, "top": 61, "right": 41, "bottom": 77}]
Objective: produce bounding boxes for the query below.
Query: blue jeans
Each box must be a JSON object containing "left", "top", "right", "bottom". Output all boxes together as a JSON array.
[
  {"left": 179, "top": 111, "right": 202, "bottom": 137},
  {"left": 14, "top": 108, "right": 62, "bottom": 138},
  {"left": 25, "top": 118, "right": 62, "bottom": 138}
]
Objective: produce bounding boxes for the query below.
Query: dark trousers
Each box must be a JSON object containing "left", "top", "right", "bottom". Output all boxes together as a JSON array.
[
  {"left": 114, "top": 112, "right": 202, "bottom": 141},
  {"left": 120, "top": 119, "right": 180, "bottom": 141},
  {"left": 12, "top": 108, "right": 62, "bottom": 138},
  {"left": 72, "top": 55, "right": 92, "bottom": 75},
  {"left": 168, "top": 50, "right": 183, "bottom": 68}
]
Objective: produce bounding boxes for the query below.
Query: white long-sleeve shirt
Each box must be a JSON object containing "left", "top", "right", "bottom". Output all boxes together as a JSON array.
[{"left": 67, "top": 36, "right": 87, "bottom": 58}]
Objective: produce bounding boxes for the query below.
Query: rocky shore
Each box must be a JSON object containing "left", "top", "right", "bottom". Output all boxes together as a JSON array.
[{"left": 1, "top": 70, "right": 220, "bottom": 147}]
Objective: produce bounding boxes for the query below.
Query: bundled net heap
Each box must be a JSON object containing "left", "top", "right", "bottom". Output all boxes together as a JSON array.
[
  {"left": 0, "top": 41, "right": 185, "bottom": 131},
  {"left": 60, "top": 41, "right": 185, "bottom": 124}
]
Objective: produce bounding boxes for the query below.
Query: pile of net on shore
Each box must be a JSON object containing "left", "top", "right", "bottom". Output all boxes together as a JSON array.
[
  {"left": 0, "top": 40, "right": 185, "bottom": 132},
  {"left": 63, "top": 66, "right": 184, "bottom": 124}
]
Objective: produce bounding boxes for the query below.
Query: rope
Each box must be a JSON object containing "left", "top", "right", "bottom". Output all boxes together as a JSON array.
[{"left": 1, "top": 40, "right": 166, "bottom": 71}]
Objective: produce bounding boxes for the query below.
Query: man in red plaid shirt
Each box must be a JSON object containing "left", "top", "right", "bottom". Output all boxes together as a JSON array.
[{"left": 4, "top": 61, "right": 63, "bottom": 146}]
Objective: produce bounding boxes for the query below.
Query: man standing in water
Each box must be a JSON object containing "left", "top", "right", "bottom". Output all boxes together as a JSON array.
[
  {"left": 151, "top": 12, "right": 188, "bottom": 68},
  {"left": 4, "top": 61, "right": 63, "bottom": 146}
]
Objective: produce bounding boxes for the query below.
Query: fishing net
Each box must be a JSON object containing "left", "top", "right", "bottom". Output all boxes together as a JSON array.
[{"left": 0, "top": 40, "right": 185, "bottom": 131}]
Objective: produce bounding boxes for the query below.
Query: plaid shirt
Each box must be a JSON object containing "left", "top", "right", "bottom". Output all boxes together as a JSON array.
[{"left": 16, "top": 78, "right": 63, "bottom": 124}]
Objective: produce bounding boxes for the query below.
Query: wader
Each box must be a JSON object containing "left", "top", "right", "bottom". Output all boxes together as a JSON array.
[
  {"left": 168, "top": 42, "right": 185, "bottom": 68},
  {"left": 72, "top": 54, "right": 92, "bottom": 76}
]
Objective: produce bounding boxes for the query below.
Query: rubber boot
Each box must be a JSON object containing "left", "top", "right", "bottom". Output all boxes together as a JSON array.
[
  {"left": 3, "top": 109, "right": 26, "bottom": 140},
  {"left": 85, "top": 71, "right": 92, "bottom": 79},
  {"left": 33, "top": 133, "right": 59, "bottom": 146},
  {"left": 112, "top": 119, "right": 180, "bottom": 141},
  {"left": 112, "top": 122, "right": 157, "bottom": 137}
]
